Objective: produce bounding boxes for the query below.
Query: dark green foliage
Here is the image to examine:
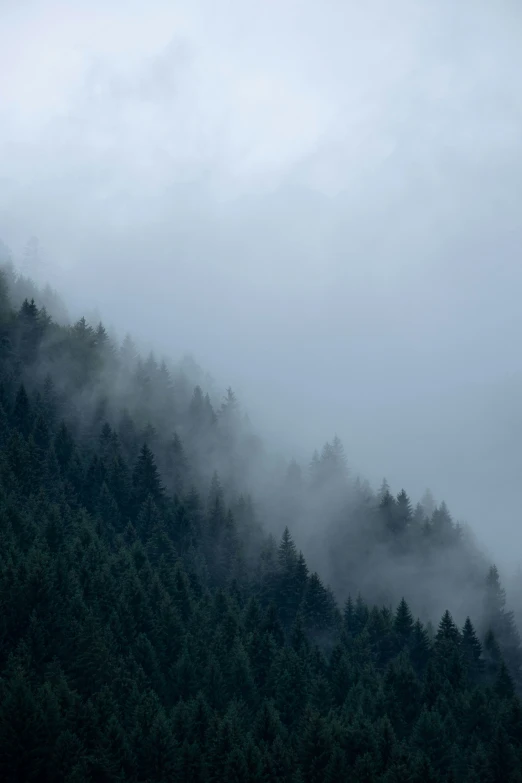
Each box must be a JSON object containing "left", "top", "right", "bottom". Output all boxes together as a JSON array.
[
  {"left": 395, "top": 597, "right": 414, "bottom": 642},
  {"left": 461, "top": 616, "right": 484, "bottom": 682},
  {"left": 0, "top": 262, "right": 520, "bottom": 782},
  {"left": 13, "top": 383, "right": 32, "bottom": 437},
  {"left": 436, "top": 610, "right": 461, "bottom": 646},
  {"left": 132, "top": 443, "right": 165, "bottom": 509},
  {"left": 483, "top": 565, "right": 522, "bottom": 687}
]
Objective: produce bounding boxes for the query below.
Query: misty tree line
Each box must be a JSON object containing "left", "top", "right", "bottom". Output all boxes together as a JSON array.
[
  {"left": 0, "top": 257, "right": 522, "bottom": 780},
  {"left": 1, "top": 257, "right": 517, "bottom": 634},
  {"left": 0, "top": 257, "right": 520, "bottom": 669}
]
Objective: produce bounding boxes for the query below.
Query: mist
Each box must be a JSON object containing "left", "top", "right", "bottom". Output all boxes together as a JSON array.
[{"left": 2, "top": 0, "right": 522, "bottom": 569}]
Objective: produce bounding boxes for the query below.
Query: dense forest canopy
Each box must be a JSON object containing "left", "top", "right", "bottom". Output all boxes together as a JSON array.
[{"left": 1, "top": 253, "right": 522, "bottom": 781}]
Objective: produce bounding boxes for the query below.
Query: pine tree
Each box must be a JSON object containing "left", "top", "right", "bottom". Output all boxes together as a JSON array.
[
  {"left": 353, "top": 593, "right": 370, "bottom": 636},
  {"left": 42, "top": 373, "right": 58, "bottom": 428},
  {"left": 254, "top": 700, "right": 284, "bottom": 747},
  {"left": 379, "top": 481, "right": 397, "bottom": 535},
  {"left": 54, "top": 422, "right": 74, "bottom": 469},
  {"left": 461, "top": 617, "right": 484, "bottom": 682},
  {"left": 436, "top": 610, "right": 461, "bottom": 646},
  {"left": 299, "top": 708, "right": 332, "bottom": 783},
  {"left": 12, "top": 383, "right": 32, "bottom": 438},
  {"left": 18, "top": 298, "right": 44, "bottom": 365},
  {"left": 302, "top": 572, "right": 335, "bottom": 632},
  {"left": 343, "top": 595, "right": 355, "bottom": 636},
  {"left": 278, "top": 527, "right": 298, "bottom": 573},
  {"left": 411, "top": 707, "right": 452, "bottom": 775},
  {"left": 483, "top": 630, "right": 503, "bottom": 682},
  {"left": 431, "top": 501, "right": 455, "bottom": 546},
  {"left": 384, "top": 653, "right": 422, "bottom": 736},
  {"left": 484, "top": 565, "right": 522, "bottom": 684},
  {"left": 486, "top": 724, "right": 520, "bottom": 783},
  {"left": 495, "top": 661, "right": 515, "bottom": 700},
  {"left": 132, "top": 443, "right": 164, "bottom": 509},
  {"left": 394, "top": 598, "right": 414, "bottom": 641},
  {"left": 395, "top": 490, "right": 412, "bottom": 534},
  {"left": 164, "top": 432, "right": 187, "bottom": 494},
  {"left": 277, "top": 527, "right": 300, "bottom": 626}
]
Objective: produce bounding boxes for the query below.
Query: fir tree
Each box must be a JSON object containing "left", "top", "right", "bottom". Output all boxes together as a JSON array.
[
  {"left": 461, "top": 616, "right": 484, "bottom": 682},
  {"left": 132, "top": 443, "right": 164, "bottom": 509},
  {"left": 12, "top": 383, "right": 32, "bottom": 438},
  {"left": 394, "top": 598, "right": 414, "bottom": 641}
]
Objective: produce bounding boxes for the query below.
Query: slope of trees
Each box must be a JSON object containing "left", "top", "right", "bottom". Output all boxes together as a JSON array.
[{"left": 0, "top": 261, "right": 521, "bottom": 781}]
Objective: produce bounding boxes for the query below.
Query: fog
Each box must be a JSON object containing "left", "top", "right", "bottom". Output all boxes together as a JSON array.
[{"left": 1, "top": 0, "right": 522, "bottom": 567}]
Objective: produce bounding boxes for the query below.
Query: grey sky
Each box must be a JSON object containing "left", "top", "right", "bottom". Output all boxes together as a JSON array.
[{"left": 1, "top": 0, "right": 522, "bottom": 565}]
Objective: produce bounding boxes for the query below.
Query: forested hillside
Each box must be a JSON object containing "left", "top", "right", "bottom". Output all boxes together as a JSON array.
[{"left": 1, "top": 259, "right": 522, "bottom": 782}]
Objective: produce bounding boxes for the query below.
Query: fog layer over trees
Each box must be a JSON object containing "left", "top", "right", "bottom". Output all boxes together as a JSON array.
[
  {"left": 2, "top": 1, "right": 522, "bottom": 565},
  {"left": 1, "top": 260, "right": 522, "bottom": 780},
  {"left": 2, "top": 2, "right": 522, "bottom": 779}
]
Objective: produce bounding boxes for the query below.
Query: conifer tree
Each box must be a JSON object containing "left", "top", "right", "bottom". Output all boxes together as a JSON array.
[
  {"left": 461, "top": 616, "right": 484, "bottom": 682},
  {"left": 483, "top": 565, "right": 522, "bottom": 684},
  {"left": 395, "top": 489, "right": 412, "bottom": 534},
  {"left": 394, "top": 597, "right": 414, "bottom": 641},
  {"left": 13, "top": 383, "right": 32, "bottom": 438},
  {"left": 132, "top": 443, "right": 164, "bottom": 509}
]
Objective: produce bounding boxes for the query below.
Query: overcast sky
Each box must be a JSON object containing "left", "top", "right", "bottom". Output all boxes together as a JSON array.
[{"left": 1, "top": 0, "right": 522, "bottom": 565}]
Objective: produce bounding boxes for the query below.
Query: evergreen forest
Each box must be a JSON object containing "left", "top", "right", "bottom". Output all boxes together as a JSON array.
[{"left": 0, "top": 258, "right": 522, "bottom": 782}]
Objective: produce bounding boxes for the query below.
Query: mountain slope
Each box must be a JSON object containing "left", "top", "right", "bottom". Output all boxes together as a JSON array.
[{"left": 0, "top": 262, "right": 521, "bottom": 781}]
